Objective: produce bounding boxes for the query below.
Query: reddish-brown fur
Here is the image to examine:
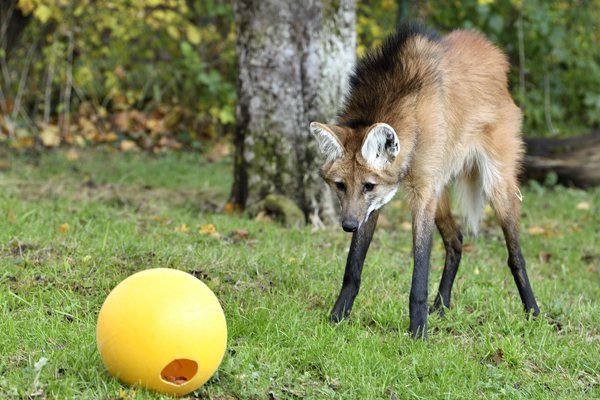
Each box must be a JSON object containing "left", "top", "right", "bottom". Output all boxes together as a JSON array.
[{"left": 311, "top": 23, "right": 539, "bottom": 339}]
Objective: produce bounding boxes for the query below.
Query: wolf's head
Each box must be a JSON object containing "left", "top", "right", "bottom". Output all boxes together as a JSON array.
[{"left": 311, "top": 122, "right": 402, "bottom": 232}]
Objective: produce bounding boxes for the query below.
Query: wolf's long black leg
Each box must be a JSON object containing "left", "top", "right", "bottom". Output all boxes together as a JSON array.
[
  {"left": 330, "top": 209, "right": 379, "bottom": 323},
  {"left": 430, "top": 187, "right": 463, "bottom": 316},
  {"left": 409, "top": 197, "right": 437, "bottom": 339},
  {"left": 493, "top": 186, "right": 540, "bottom": 317},
  {"left": 500, "top": 213, "right": 540, "bottom": 317}
]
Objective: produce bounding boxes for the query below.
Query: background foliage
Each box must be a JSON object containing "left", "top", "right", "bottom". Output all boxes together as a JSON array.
[{"left": 0, "top": 0, "right": 599, "bottom": 152}]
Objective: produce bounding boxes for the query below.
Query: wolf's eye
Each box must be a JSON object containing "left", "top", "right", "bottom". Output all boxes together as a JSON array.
[
  {"left": 364, "top": 183, "right": 375, "bottom": 192},
  {"left": 335, "top": 181, "right": 345, "bottom": 191}
]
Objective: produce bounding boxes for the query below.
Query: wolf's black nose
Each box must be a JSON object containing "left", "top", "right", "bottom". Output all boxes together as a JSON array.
[{"left": 342, "top": 219, "right": 358, "bottom": 232}]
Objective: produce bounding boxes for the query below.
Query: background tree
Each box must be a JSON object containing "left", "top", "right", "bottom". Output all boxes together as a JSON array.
[{"left": 228, "top": 0, "right": 356, "bottom": 226}]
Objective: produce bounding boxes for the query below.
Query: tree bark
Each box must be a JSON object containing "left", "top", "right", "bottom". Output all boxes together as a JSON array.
[
  {"left": 521, "top": 130, "right": 600, "bottom": 188},
  {"left": 230, "top": 0, "right": 356, "bottom": 226}
]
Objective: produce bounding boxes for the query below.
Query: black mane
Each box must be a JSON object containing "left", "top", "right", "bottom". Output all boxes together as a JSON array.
[{"left": 338, "top": 22, "right": 441, "bottom": 129}]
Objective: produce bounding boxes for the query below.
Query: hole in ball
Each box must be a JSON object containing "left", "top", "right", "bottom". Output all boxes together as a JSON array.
[{"left": 160, "top": 359, "right": 198, "bottom": 386}]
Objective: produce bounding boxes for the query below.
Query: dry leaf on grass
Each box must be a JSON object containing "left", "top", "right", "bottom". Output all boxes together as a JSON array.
[
  {"left": 65, "top": 149, "right": 79, "bottom": 161},
  {"left": 528, "top": 226, "right": 546, "bottom": 235},
  {"left": 577, "top": 201, "right": 590, "bottom": 211},
  {"left": 224, "top": 202, "right": 243, "bottom": 215},
  {"left": 235, "top": 228, "right": 248, "bottom": 240},
  {"left": 539, "top": 251, "right": 552, "bottom": 262},
  {"left": 120, "top": 140, "right": 138, "bottom": 152},
  {"left": 58, "top": 223, "right": 70, "bottom": 234},
  {"left": 492, "top": 348, "right": 504, "bottom": 366},
  {"left": 206, "top": 141, "right": 231, "bottom": 163},
  {"left": 199, "top": 224, "right": 216, "bottom": 235},
  {"left": 199, "top": 223, "right": 220, "bottom": 239},
  {"left": 174, "top": 223, "right": 189, "bottom": 233},
  {"left": 41, "top": 126, "right": 60, "bottom": 147}
]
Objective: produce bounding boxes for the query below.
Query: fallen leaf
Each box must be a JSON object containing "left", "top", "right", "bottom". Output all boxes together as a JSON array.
[
  {"left": 235, "top": 228, "right": 248, "bottom": 240},
  {"left": 113, "top": 111, "right": 130, "bottom": 131},
  {"left": 129, "top": 110, "right": 147, "bottom": 125},
  {"left": 206, "top": 141, "right": 231, "bottom": 163},
  {"left": 538, "top": 251, "right": 552, "bottom": 262},
  {"left": 119, "top": 388, "right": 136, "bottom": 399},
  {"left": 224, "top": 202, "right": 243, "bottom": 215},
  {"left": 199, "top": 224, "right": 220, "bottom": 239},
  {"left": 463, "top": 243, "right": 474, "bottom": 252},
  {"left": 18, "top": 137, "right": 35, "bottom": 148},
  {"left": 174, "top": 223, "right": 189, "bottom": 233},
  {"left": 120, "top": 140, "right": 138, "bottom": 152},
  {"left": 484, "top": 203, "right": 493, "bottom": 215},
  {"left": 158, "top": 136, "right": 182, "bottom": 150},
  {"left": 577, "top": 201, "right": 590, "bottom": 211},
  {"left": 40, "top": 127, "right": 60, "bottom": 147},
  {"left": 474, "top": 266, "right": 480, "bottom": 275},
  {"left": 492, "top": 348, "right": 504, "bottom": 365},
  {"left": 58, "top": 223, "right": 70, "bottom": 234},
  {"left": 199, "top": 224, "right": 216, "bottom": 235},
  {"left": 78, "top": 117, "right": 97, "bottom": 134},
  {"left": 528, "top": 226, "right": 546, "bottom": 235},
  {"left": 105, "top": 132, "right": 119, "bottom": 142},
  {"left": 400, "top": 221, "right": 412, "bottom": 231},
  {"left": 287, "top": 257, "right": 296, "bottom": 263},
  {"left": 65, "top": 148, "right": 79, "bottom": 161}
]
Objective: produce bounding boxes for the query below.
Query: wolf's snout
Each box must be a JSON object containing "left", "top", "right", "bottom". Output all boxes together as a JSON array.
[{"left": 342, "top": 218, "right": 359, "bottom": 232}]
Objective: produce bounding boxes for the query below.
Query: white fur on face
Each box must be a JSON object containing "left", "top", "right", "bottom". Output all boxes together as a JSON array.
[
  {"left": 310, "top": 123, "right": 344, "bottom": 163},
  {"left": 361, "top": 123, "right": 400, "bottom": 169},
  {"left": 358, "top": 184, "right": 400, "bottom": 230}
]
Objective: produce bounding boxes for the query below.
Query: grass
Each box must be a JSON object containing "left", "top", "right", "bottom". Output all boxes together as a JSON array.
[{"left": 1, "top": 148, "right": 599, "bottom": 399}]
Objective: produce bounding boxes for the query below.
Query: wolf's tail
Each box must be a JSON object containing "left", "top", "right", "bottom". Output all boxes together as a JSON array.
[{"left": 455, "top": 150, "right": 502, "bottom": 235}]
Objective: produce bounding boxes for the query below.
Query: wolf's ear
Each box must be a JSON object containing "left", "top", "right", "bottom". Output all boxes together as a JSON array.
[
  {"left": 361, "top": 123, "right": 400, "bottom": 169},
  {"left": 310, "top": 122, "right": 346, "bottom": 162}
]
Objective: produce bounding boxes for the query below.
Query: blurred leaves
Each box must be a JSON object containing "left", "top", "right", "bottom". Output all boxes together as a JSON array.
[
  {"left": 2, "top": 0, "right": 599, "bottom": 154},
  {"left": 3, "top": 0, "right": 236, "bottom": 152},
  {"left": 417, "top": 0, "right": 600, "bottom": 136}
]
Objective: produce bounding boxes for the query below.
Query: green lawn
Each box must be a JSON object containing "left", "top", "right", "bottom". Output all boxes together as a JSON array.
[{"left": 1, "top": 149, "right": 599, "bottom": 399}]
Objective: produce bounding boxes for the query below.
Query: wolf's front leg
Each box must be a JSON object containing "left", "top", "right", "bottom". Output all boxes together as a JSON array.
[
  {"left": 409, "top": 197, "right": 437, "bottom": 339},
  {"left": 330, "top": 209, "right": 380, "bottom": 323}
]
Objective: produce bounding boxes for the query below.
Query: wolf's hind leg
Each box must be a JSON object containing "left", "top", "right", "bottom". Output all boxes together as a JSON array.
[
  {"left": 430, "top": 186, "right": 463, "bottom": 316},
  {"left": 491, "top": 181, "right": 540, "bottom": 317}
]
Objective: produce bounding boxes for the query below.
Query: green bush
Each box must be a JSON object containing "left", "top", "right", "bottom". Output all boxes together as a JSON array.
[{"left": 1, "top": 0, "right": 598, "bottom": 150}]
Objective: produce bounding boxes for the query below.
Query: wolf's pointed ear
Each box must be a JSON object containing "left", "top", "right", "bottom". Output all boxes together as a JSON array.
[
  {"left": 361, "top": 123, "right": 400, "bottom": 169},
  {"left": 310, "top": 122, "right": 346, "bottom": 162}
]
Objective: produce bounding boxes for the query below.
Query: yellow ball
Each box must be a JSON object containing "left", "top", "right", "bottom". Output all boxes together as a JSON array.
[{"left": 96, "top": 268, "right": 227, "bottom": 397}]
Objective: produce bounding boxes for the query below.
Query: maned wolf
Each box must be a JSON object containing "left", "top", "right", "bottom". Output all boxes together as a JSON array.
[{"left": 310, "top": 23, "right": 539, "bottom": 339}]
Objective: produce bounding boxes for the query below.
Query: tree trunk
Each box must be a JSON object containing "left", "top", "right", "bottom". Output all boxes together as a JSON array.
[
  {"left": 229, "top": 0, "right": 356, "bottom": 226},
  {"left": 521, "top": 130, "right": 600, "bottom": 188}
]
